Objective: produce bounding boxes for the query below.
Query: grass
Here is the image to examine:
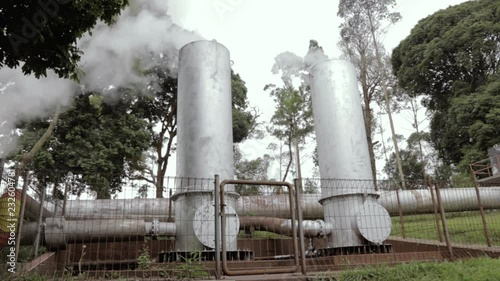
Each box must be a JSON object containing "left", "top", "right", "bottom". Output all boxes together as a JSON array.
[
  {"left": 391, "top": 210, "right": 500, "bottom": 246},
  {"left": 319, "top": 258, "right": 500, "bottom": 281},
  {"left": 238, "top": 230, "right": 288, "bottom": 239}
]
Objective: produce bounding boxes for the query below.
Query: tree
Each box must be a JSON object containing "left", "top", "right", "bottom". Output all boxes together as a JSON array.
[
  {"left": 131, "top": 55, "right": 259, "bottom": 197},
  {"left": 384, "top": 149, "right": 426, "bottom": 189},
  {"left": 267, "top": 142, "right": 288, "bottom": 181},
  {"left": 338, "top": 0, "right": 403, "bottom": 186},
  {"left": 234, "top": 146, "right": 270, "bottom": 195},
  {"left": 392, "top": 0, "right": 500, "bottom": 170},
  {"left": 266, "top": 40, "right": 324, "bottom": 190},
  {"left": 132, "top": 62, "right": 177, "bottom": 198},
  {"left": 446, "top": 74, "right": 500, "bottom": 170},
  {"left": 303, "top": 177, "right": 319, "bottom": 194},
  {"left": 231, "top": 71, "right": 261, "bottom": 143},
  {"left": 0, "top": 0, "right": 129, "bottom": 79},
  {"left": 12, "top": 90, "right": 151, "bottom": 199},
  {"left": 265, "top": 84, "right": 313, "bottom": 186}
]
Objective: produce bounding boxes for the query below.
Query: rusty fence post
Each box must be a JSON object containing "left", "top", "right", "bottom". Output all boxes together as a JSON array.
[
  {"left": 214, "top": 175, "right": 221, "bottom": 279},
  {"left": 394, "top": 183, "right": 406, "bottom": 239},
  {"left": 434, "top": 182, "right": 453, "bottom": 258},
  {"left": 427, "top": 177, "right": 443, "bottom": 242},
  {"left": 294, "top": 178, "right": 306, "bottom": 275},
  {"left": 469, "top": 165, "right": 492, "bottom": 247},
  {"left": 474, "top": 182, "right": 492, "bottom": 247}
]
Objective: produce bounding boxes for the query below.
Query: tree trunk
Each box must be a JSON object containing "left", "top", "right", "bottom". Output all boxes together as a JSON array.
[
  {"left": 155, "top": 130, "right": 175, "bottom": 198},
  {"left": 155, "top": 164, "right": 164, "bottom": 198},
  {"left": 367, "top": 12, "right": 406, "bottom": 190},
  {"left": 279, "top": 135, "right": 294, "bottom": 194},
  {"left": 0, "top": 158, "right": 5, "bottom": 183},
  {"left": 363, "top": 104, "right": 378, "bottom": 189},
  {"left": 294, "top": 140, "right": 303, "bottom": 193},
  {"left": 411, "top": 99, "right": 427, "bottom": 180}
]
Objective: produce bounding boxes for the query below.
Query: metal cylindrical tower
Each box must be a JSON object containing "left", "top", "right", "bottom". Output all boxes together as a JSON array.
[
  {"left": 310, "top": 60, "right": 391, "bottom": 248},
  {"left": 174, "top": 40, "right": 238, "bottom": 252}
]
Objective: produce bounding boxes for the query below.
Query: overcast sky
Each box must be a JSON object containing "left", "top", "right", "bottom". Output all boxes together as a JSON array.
[{"left": 160, "top": 0, "right": 469, "bottom": 181}]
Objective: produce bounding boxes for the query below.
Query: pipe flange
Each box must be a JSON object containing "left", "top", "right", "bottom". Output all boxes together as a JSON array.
[
  {"left": 355, "top": 202, "right": 391, "bottom": 244},
  {"left": 151, "top": 219, "right": 160, "bottom": 236},
  {"left": 193, "top": 201, "right": 239, "bottom": 249}
]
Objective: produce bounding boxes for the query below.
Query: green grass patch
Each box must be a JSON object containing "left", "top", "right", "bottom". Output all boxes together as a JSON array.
[
  {"left": 391, "top": 210, "right": 500, "bottom": 246},
  {"left": 314, "top": 258, "right": 500, "bottom": 281},
  {"left": 238, "top": 230, "right": 288, "bottom": 239}
]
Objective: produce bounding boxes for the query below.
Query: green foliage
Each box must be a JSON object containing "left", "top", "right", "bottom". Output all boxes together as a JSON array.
[
  {"left": 303, "top": 178, "right": 319, "bottom": 194},
  {"left": 447, "top": 75, "right": 500, "bottom": 170},
  {"left": 174, "top": 252, "right": 209, "bottom": 279},
  {"left": 132, "top": 59, "right": 178, "bottom": 198},
  {"left": 131, "top": 62, "right": 258, "bottom": 197},
  {"left": 231, "top": 71, "right": 260, "bottom": 143},
  {"left": 330, "top": 258, "right": 500, "bottom": 281},
  {"left": 0, "top": 0, "right": 129, "bottom": 79},
  {"left": 137, "top": 244, "right": 152, "bottom": 270},
  {"left": 0, "top": 245, "right": 35, "bottom": 264},
  {"left": 266, "top": 82, "right": 313, "bottom": 183},
  {"left": 267, "top": 84, "right": 313, "bottom": 143},
  {"left": 383, "top": 132, "right": 428, "bottom": 186},
  {"left": 337, "top": 0, "right": 402, "bottom": 183},
  {"left": 392, "top": 0, "right": 500, "bottom": 169},
  {"left": 267, "top": 40, "right": 325, "bottom": 183},
  {"left": 12, "top": 90, "right": 151, "bottom": 199},
  {"left": 384, "top": 150, "right": 426, "bottom": 188},
  {"left": 234, "top": 145, "right": 270, "bottom": 195},
  {"left": 250, "top": 231, "right": 288, "bottom": 239},
  {"left": 104, "top": 272, "right": 125, "bottom": 280}
]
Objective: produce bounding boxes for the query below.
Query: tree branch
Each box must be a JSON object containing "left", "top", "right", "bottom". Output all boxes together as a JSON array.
[{"left": 16, "top": 103, "right": 62, "bottom": 185}]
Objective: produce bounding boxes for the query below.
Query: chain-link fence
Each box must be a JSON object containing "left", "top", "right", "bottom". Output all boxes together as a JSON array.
[{"left": 1, "top": 170, "right": 499, "bottom": 279}]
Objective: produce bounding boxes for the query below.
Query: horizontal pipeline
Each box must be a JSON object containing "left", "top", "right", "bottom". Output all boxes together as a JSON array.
[
  {"left": 22, "top": 217, "right": 325, "bottom": 246},
  {"left": 239, "top": 216, "right": 331, "bottom": 238},
  {"left": 21, "top": 219, "right": 176, "bottom": 245},
  {"left": 23, "top": 187, "right": 500, "bottom": 220}
]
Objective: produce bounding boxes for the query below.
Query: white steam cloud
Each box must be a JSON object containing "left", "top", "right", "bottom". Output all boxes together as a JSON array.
[
  {"left": 0, "top": 0, "right": 203, "bottom": 158},
  {"left": 271, "top": 45, "right": 329, "bottom": 87},
  {"left": 0, "top": 71, "right": 75, "bottom": 157}
]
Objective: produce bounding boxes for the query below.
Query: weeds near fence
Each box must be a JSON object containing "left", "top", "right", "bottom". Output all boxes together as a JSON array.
[
  {"left": 137, "top": 243, "right": 153, "bottom": 270},
  {"left": 173, "top": 252, "right": 209, "bottom": 279}
]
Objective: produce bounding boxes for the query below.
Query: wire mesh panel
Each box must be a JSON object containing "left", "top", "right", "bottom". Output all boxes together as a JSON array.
[
  {"left": 2, "top": 170, "right": 500, "bottom": 279},
  {"left": 0, "top": 171, "right": 216, "bottom": 279},
  {"left": 222, "top": 179, "right": 300, "bottom": 275},
  {"left": 295, "top": 177, "right": 500, "bottom": 272}
]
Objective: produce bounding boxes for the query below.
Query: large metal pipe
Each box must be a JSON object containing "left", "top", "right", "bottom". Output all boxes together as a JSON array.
[
  {"left": 240, "top": 217, "right": 331, "bottom": 238},
  {"left": 21, "top": 219, "right": 176, "bottom": 246},
  {"left": 310, "top": 60, "right": 391, "bottom": 248},
  {"left": 24, "top": 187, "right": 500, "bottom": 221},
  {"left": 43, "top": 198, "right": 170, "bottom": 220},
  {"left": 174, "top": 40, "right": 238, "bottom": 252}
]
